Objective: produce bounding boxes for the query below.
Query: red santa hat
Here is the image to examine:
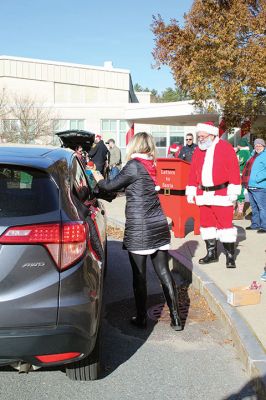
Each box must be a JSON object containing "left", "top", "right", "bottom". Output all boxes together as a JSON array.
[
  {"left": 196, "top": 121, "right": 219, "bottom": 136},
  {"left": 169, "top": 143, "right": 180, "bottom": 152},
  {"left": 95, "top": 134, "right": 102, "bottom": 140}
]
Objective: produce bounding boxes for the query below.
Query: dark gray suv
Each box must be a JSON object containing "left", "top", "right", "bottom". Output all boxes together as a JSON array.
[{"left": 0, "top": 143, "right": 107, "bottom": 380}]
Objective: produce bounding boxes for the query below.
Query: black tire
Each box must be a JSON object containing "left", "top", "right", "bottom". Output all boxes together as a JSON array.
[
  {"left": 65, "top": 330, "right": 100, "bottom": 381},
  {"left": 103, "top": 239, "right": 108, "bottom": 279}
]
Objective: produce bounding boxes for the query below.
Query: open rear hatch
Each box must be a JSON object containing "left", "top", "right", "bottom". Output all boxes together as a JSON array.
[{"left": 56, "top": 130, "right": 95, "bottom": 152}]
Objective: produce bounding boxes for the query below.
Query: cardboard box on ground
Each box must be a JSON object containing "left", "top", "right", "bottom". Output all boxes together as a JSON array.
[{"left": 227, "top": 286, "right": 261, "bottom": 306}]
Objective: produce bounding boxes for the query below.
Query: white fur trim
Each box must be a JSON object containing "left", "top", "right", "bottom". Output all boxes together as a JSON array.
[
  {"left": 227, "top": 184, "right": 242, "bottom": 196},
  {"left": 170, "top": 147, "right": 178, "bottom": 152},
  {"left": 131, "top": 153, "right": 153, "bottom": 160},
  {"left": 185, "top": 185, "right": 197, "bottom": 196},
  {"left": 196, "top": 123, "right": 219, "bottom": 136},
  {"left": 217, "top": 227, "right": 237, "bottom": 243},
  {"left": 201, "top": 136, "right": 219, "bottom": 186},
  {"left": 195, "top": 194, "right": 236, "bottom": 206},
  {"left": 200, "top": 227, "right": 217, "bottom": 240}
]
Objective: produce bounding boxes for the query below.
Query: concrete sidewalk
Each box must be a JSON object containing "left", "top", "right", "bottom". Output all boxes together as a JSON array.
[{"left": 101, "top": 195, "right": 266, "bottom": 396}]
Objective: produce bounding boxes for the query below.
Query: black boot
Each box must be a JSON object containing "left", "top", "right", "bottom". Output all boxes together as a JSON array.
[
  {"left": 162, "top": 280, "right": 182, "bottom": 331},
  {"left": 130, "top": 280, "right": 147, "bottom": 328},
  {"left": 129, "top": 253, "right": 148, "bottom": 328},
  {"left": 151, "top": 251, "right": 182, "bottom": 331},
  {"left": 130, "top": 315, "right": 147, "bottom": 328},
  {"left": 223, "top": 242, "right": 236, "bottom": 268},
  {"left": 199, "top": 239, "right": 219, "bottom": 264},
  {"left": 170, "top": 310, "right": 183, "bottom": 331}
]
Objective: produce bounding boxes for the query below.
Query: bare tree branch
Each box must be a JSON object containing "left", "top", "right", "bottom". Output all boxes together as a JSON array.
[{"left": 1, "top": 93, "right": 59, "bottom": 144}]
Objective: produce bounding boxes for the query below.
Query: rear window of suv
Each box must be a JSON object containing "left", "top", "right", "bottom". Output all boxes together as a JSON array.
[{"left": 0, "top": 166, "right": 59, "bottom": 217}]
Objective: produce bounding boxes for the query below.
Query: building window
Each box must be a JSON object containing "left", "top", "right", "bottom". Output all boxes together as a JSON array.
[
  {"left": 100, "top": 119, "right": 118, "bottom": 143},
  {"left": 119, "top": 120, "right": 127, "bottom": 148},
  {"left": 2, "top": 119, "right": 20, "bottom": 132},
  {"left": 70, "top": 120, "right": 84, "bottom": 130},
  {"left": 151, "top": 125, "right": 167, "bottom": 147},
  {"left": 53, "top": 119, "right": 84, "bottom": 132},
  {"left": 1, "top": 119, "right": 21, "bottom": 142},
  {"left": 100, "top": 119, "right": 128, "bottom": 146},
  {"left": 100, "top": 119, "right": 128, "bottom": 161},
  {"left": 1, "top": 119, "right": 50, "bottom": 144},
  {"left": 101, "top": 119, "right": 117, "bottom": 133},
  {"left": 169, "top": 126, "right": 184, "bottom": 145}
]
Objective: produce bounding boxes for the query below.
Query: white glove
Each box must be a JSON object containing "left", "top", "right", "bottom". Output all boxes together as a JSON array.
[
  {"left": 187, "top": 195, "right": 195, "bottom": 204},
  {"left": 228, "top": 194, "right": 237, "bottom": 202}
]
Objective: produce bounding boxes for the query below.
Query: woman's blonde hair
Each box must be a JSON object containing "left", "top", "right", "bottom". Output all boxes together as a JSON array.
[{"left": 125, "top": 132, "right": 156, "bottom": 161}]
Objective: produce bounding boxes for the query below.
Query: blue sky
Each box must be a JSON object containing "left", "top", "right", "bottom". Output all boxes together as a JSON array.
[{"left": 1, "top": 0, "right": 193, "bottom": 93}]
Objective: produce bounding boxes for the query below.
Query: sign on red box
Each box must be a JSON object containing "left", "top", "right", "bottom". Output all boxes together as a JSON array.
[
  {"left": 156, "top": 158, "right": 200, "bottom": 238},
  {"left": 160, "top": 169, "right": 176, "bottom": 189},
  {"left": 157, "top": 158, "right": 190, "bottom": 190}
]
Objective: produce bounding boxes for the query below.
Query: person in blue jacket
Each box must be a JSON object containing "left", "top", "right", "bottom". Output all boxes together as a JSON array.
[{"left": 242, "top": 138, "right": 266, "bottom": 233}]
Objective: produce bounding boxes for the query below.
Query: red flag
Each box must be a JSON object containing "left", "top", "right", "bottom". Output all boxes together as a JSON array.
[
  {"left": 218, "top": 117, "right": 227, "bottom": 137},
  {"left": 240, "top": 119, "right": 251, "bottom": 137},
  {"left": 126, "top": 124, "right": 134, "bottom": 145}
]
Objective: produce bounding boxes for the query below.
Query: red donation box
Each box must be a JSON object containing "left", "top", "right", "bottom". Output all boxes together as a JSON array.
[{"left": 156, "top": 158, "right": 200, "bottom": 238}]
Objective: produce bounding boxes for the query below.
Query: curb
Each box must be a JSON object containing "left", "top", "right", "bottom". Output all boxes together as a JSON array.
[
  {"left": 169, "top": 249, "right": 266, "bottom": 399},
  {"left": 106, "top": 214, "right": 266, "bottom": 398}
]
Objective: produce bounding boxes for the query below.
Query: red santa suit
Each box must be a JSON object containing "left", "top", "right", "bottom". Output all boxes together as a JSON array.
[{"left": 186, "top": 132, "right": 241, "bottom": 243}]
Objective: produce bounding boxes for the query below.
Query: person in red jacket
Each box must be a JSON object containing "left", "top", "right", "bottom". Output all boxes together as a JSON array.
[
  {"left": 186, "top": 121, "right": 241, "bottom": 268},
  {"left": 167, "top": 142, "right": 183, "bottom": 158}
]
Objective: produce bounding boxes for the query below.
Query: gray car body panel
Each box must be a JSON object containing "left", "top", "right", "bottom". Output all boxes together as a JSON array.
[{"left": 0, "top": 144, "right": 106, "bottom": 365}]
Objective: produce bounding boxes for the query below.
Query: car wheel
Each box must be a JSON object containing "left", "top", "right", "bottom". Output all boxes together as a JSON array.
[
  {"left": 103, "top": 239, "right": 108, "bottom": 279},
  {"left": 65, "top": 329, "right": 100, "bottom": 381}
]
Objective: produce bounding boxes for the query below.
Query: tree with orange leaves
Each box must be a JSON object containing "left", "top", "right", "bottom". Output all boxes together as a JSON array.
[{"left": 151, "top": 0, "right": 266, "bottom": 129}]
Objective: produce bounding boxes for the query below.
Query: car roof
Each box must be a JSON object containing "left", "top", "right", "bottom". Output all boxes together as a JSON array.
[{"left": 0, "top": 144, "right": 74, "bottom": 170}]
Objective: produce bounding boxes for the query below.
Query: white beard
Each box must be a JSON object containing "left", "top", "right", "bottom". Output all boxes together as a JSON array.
[{"left": 198, "top": 137, "right": 213, "bottom": 150}]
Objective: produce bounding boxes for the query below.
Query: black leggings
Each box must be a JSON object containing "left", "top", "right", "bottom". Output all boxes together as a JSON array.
[{"left": 128, "top": 250, "right": 179, "bottom": 317}]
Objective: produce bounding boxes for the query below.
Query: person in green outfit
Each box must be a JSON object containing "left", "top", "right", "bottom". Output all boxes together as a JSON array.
[{"left": 233, "top": 137, "right": 251, "bottom": 220}]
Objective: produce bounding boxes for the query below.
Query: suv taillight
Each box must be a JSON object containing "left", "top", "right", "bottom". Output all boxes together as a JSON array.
[{"left": 0, "top": 222, "right": 87, "bottom": 271}]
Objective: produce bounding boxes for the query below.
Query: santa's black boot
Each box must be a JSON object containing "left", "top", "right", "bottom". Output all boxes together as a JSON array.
[
  {"left": 199, "top": 239, "right": 219, "bottom": 264},
  {"left": 223, "top": 242, "right": 236, "bottom": 268}
]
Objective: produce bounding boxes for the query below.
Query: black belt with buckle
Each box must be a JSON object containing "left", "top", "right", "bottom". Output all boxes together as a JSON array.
[
  {"left": 198, "top": 182, "right": 229, "bottom": 192},
  {"left": 158, "top": 189, "right": 186, "bottom": 196}
]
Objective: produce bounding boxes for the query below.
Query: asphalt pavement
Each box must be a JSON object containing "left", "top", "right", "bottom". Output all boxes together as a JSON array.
[
  {"left": 0, "top": 239, "right": 258, "bottom": 400},
  {"left": 101, "top": 194, "right": 266, "bottom": 399}
]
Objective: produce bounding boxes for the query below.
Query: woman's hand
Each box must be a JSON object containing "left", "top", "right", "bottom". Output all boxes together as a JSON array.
[{"left": 92, "top": 170, "right": 104, "bottom": 183}]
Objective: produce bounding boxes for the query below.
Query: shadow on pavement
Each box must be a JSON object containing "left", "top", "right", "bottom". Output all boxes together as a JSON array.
[
  {"left": 222, "top": 374, "right": 266, "bottom": 400},
  {"left": 101, "top": 239, "right": 190, "bottom": 378},
  {"left": 235, "top": 225, "right": 247, "bottom": 259}
]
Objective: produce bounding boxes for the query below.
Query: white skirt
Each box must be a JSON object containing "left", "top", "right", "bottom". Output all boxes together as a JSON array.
[{"left": 130, "top": 243, "right": 170, "bottom": 255}]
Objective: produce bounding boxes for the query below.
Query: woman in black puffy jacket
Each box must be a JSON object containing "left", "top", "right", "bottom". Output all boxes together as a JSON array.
[{"left": 93, "top": 132, "right": 182, "bottom": 331}]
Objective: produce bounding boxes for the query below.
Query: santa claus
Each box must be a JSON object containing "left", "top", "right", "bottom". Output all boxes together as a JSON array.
[{"left": 185, "top": 121, "right": 241, "bottom": 268}]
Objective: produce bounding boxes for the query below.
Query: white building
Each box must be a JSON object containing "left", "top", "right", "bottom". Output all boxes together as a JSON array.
[{"left": 0, "top": 55, "right": 220, "bottom": 158}]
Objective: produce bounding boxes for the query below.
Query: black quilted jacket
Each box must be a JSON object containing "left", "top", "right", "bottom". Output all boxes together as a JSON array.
[{"left": 97, "top": 159, "right": 170, "bottom": 251}]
